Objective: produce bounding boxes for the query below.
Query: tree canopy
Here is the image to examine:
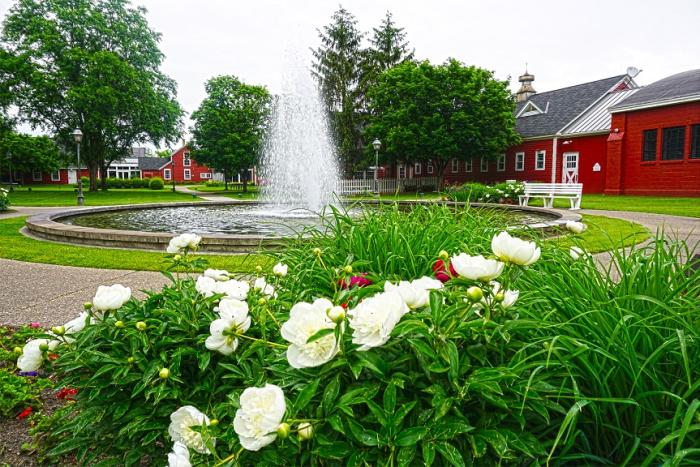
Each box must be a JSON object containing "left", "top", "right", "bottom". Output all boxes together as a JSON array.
[
  {"left": 0, "top": 0, "right": 183, "bottom": 190},
  {"left": 365, "top": 59, "right": 520, "bottom": 188},
  {"left": 190, "top": 75, "right": 271, "bottom": 191},
  {"left": 0, "top": 131, "right": 61, "bottom": 181}
]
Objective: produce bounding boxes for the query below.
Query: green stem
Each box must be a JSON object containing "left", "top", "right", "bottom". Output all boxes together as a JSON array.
[{"left": 236, "top": 333, "right": 286, "bottom": 349}]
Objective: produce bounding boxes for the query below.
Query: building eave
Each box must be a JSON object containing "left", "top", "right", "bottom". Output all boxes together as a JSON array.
[
  {"left": 609, "top": 94, "right": 700, "bottom": 113},
  {"left": 557, "top": 75, "right": 631, "bottom": 134}
]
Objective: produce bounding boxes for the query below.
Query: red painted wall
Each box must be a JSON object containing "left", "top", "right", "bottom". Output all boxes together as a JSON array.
[
  {"left": 607, "top": 101, "right": 700, "bottom": 196},
  {"left": 558, "top": 134, "right": 608, "bottom": 193},
  {"left": 19, "top": 168, "right": 90, "bottom": 185},
  {"left": 164, "top": 147, "right": 213, "bottom": 183}
]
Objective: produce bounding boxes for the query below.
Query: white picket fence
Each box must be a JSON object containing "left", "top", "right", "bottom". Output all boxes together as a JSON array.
[{"left": 335, "top": 177, "right": 439, "bottom": 195}]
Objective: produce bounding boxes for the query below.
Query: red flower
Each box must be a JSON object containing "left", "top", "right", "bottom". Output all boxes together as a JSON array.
[
  {"left": 341, "top": 302, "right": 348, "bottom": 309},
  {"left": 17, "top": 407, "right": 32, "bottom": 420},
  {"left": 56, "top": 387, "right": 78, "bottom": 400},
  {"left": 433, "top": 259, "right": 458, "bottom": 283},
  {"left": 339, "top": 273, "right": 372, "bottom": 289},
  {"left": 48, "top": 352, "right": 59, "bottom": 361}
]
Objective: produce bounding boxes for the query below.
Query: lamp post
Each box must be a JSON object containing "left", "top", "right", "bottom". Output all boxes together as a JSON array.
[
  {"left": 6, "top": 151, "right": 13, "bottom": 192},
  {"left": 372, "top": 138, "right": 381, "bottom": 196},
  {"left": 72, "top": 128, "right": 84, "bottom": 205},
  {"left": 171, "top": 154, "right": 176, "bottom": 192}
]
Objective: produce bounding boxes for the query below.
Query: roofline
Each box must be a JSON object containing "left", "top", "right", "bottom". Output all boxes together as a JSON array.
[
  {"left": 557, "top": 75, "right": 633, "bottom": 134},
  {"left": 157, "top": 145, "right": 188, "bottom": 170},
  {"left": 560, "top": 130, "right": 610, "bottom": 138},
  {"left": 609, "top": 93, "right": 700, "bottom": 113}
]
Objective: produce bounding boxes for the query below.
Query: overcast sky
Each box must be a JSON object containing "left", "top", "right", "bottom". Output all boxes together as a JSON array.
[{"left": 1, "top": 0, "right": 699, "bottom": 143}]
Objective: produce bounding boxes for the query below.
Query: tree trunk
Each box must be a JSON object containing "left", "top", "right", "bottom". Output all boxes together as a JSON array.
[
  {"left": 88, "top": 163, "right": 98, "bottom": 192},
  {"left": 224, "top": 171, "right": 228, "bottom": 191},
  {"left": 434, "top": 159, "right": 449, "bottom": 192},
  {"left": 242, "top": 176, "right": 248, "bottom": 194},
  {"left": 100, "top": 164, "right": 108, "bottom": 191}
]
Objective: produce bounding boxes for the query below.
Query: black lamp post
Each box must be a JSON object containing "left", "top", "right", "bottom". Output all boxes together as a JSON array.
[
  {"left": 72, "top": 128, "right": 84, "bottom": 205},
  {"left": 372, "top": 138, "right": 381, "bottom": 196},
  {"left": 171, "top": 154, "right": 176, "bottom": 192}
]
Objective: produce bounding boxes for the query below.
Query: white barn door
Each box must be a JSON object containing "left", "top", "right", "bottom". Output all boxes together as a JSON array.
[{"left": 562, "top": 152, "right": 579, "bottom": 184}]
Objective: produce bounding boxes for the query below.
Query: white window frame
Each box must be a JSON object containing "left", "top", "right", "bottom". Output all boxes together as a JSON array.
[
  {"left": 163, "top": 169, "right": 172, "bottom": 180},
  {"left": 184, "top": 169, "right": 192, "bottom": 180},
  {"left": 50, "top": 170, "right": 61, "bottom": 181},
  {"left": 451, "top": 159, "right": 459, "bottom": 173},
  {"left": 32, "top": 171, "right": 43, "bottom": 181},
  {"left": 398, "top": 164, "right": 406, "bottom": 179},
  {"left": 480, "top": 157, "right": 488, "bottom": 172},
  {"left": 199, "top": 172, "right": 212, "bottom": 179},
  {"left": 183, "top": 152, "right": 191, "bottom": 167},
  {"left": 497, "top": 154, "right": 506, "bottom": 172},
  {"left": 535, "top": 150, "right": 546, "bottom": 170},
  {"left": 465, "top": 158, "right": 472, "bottom": 173},
  {"left": 515, "top": 152, "right": 525, "bottom": 171},
  {"left": 414, "top": 163, "right": 421, "bottom": 175},
  {"left": 426, "top": 161, "right": 434, "bottom": 174}
]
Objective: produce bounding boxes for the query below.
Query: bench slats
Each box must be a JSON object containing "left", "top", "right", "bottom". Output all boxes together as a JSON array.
[{"left": 519, "top": 183, "right": 582, "bottom": 210}]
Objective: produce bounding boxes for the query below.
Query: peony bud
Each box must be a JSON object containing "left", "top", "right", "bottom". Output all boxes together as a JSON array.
[
  {"left": 327, "top": 306, "right": 346, "bottom": 323},
  {"left": 39, "top": 343, "right": 49, "bottom": 352},
  {"left": 258, "top": 297, "right": 266, "bottom": 305},
  {"left": 466, "top": 286, "right": 484, "bottom": 302},
  {"left": 83, "top": 302, "right": 93, "bottom": 310},
  {"left": 127, "top": 357, "right": 135, "bottom": 364},
  {"left": 135, "top": 321, "right": 147, "bottom": 331},
  {"left": 114, "top": 320, "right": 124, "bottom": 328},
  {"left": 255, "top": 265, "right": 263, "bottom": 274},
  {"left": 51, "top": 326, "right": 65, "bottom": 336},
  {"left": 312, "top": 247, "right": 322, "bottom": 256},
  {"left": 210, "top": 419, "right": 219, "bottom": 426},
  {"left": 173, "top": 254, "right": 182, "bottom": 261},
  {"left": 276, "top": 422, "right": 291, "bottom": 439},
  {"left": 13, "top": 346, "right": 22, "bottom": 354},
  {"left": 159, "top": 368, "right": 170, "bottom": 379},
  {"left": 343, "top": 265, "right": 353, "bottom": 274},
  {"left": 298, "top": 422, "right": 313, "bottom": 441},
  {"left": 438, "top": 250, "right": 449, "bottom": 260},
  {"left": 494, "top": 292, "right": 505, "bottom": 303}
]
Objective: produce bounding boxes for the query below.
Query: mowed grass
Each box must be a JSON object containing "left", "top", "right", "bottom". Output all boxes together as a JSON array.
[
  {"left": 527, "top": 193, "right": 700, "bottom": 217},
  {"left": 551, "top": 214, "right": 649, "bottom": 253},
  {"left": 7, "top": 185, "right": 202, "bottom": 206},
  {"left": 0, "top": 216, "right": 271, "bottom": 272}
]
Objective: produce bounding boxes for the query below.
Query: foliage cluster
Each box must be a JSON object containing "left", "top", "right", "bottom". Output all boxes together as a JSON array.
[
  {"left": 445, "top": 182, "right": 525, "bottom": 204},
  {"left": 100, "top": 177, "right": 154, "bottom": 189},
  {"left": 0, "top": 186, "right": 9, "bottom": 211},
  {"left": 149, "top": 177, "right": 165, "bottom": 190}
]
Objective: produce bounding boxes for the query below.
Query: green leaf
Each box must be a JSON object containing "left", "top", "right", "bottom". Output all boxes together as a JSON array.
[
  {"left": 294, "top": 378, "right": 320, "bottom": 413},
  {"left": 305, "top": 327, "right": 335, "bottom": 344},
  {"left": 395, "top": 426, "right": 429, "bottom": 447},
  {"left": 436, "top": 441, "right": 466, "bottom": 467},
  {"left": 314, "top": 441, "right": 353, "bottom": 459},
  {"left": 383, "top": 383, "right": 397, "bottom": 413},
  {"left": 347, "top": 419, "right": 382, "bottom": 446},
  {"left": 322, "top": 375, "right": 340, "bottom": 415},
  {"left": 397, "top": 445, "right": 417, "bottom": 466},
  {"left": 431, "top": 419, "right": 474, "bottom": 440},
  {"left": 422, "top": 441, "right": 436, "bottom": 466}
]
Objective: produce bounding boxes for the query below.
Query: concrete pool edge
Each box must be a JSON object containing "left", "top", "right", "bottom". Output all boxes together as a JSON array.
[{"left": 24, "top": 200, "right": 581, "bottom": 253}]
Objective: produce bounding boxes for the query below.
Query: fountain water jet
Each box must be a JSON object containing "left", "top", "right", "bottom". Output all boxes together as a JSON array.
[{"left": 260, "top": 55, "right": 339, "bottom": 212}]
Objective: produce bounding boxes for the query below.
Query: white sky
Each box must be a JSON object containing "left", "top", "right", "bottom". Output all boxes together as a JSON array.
[{"left": 2, "top": 0, "right": 699, "bottom": 143}]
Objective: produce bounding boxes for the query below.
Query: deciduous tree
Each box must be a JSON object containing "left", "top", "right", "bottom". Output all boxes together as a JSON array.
[{"left": 190, "top": 76, "right": 271, "bottom": 192}]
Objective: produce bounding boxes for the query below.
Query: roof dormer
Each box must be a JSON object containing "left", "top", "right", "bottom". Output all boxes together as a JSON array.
[{"left": 516, "top": 100, "right": 545, "bottom": 117}]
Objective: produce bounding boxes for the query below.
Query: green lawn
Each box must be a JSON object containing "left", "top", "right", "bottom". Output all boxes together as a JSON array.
[
  {"left": 552, "top": 214, "right": 649, "bottom": 253},
  {"left": 7, "top": 185, "right": 202, "bottom": 206},
  {"left": 527, "top": 194, "right": 700, "bottom": 217},
  {"left": 0, "top": 216, "right": 271, "bottom": 272}
]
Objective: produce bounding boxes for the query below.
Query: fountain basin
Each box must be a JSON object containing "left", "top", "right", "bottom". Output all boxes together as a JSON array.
[{"left": 24, "top": 201, "right": 580, "bottom": 253}]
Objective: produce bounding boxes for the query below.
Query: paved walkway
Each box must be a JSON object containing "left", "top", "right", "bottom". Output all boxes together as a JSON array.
[{"left": 1, "top": 206, "right": 697, "bottom": 327}]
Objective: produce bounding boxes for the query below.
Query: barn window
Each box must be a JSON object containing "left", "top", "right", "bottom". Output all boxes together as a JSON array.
[
  {"left": 662, "top": 126, "right": 685, "bottom": 160},
  {"left": 642, "top": 129, "right": 657, "bottom": 161},
  {"left": 480, "top": 157, "right": 488, "bottom": 172},
  {"left": 497, "top": 154, "right": 506, "bottom": 172},
  {"left": 515, "top": 152, "right": 525, "bottom": 171},
  {"left": 451, "top": 159, "right": 459, "bottom": 173},
  {"left": 535, "top": 150, "right": 546, "bottom": 170},
  {"left": 691, "top": 125, "right": 700, "bottom": 159},
  {"left": 465, "top": 158, "right": 472, "bottom": 172}
]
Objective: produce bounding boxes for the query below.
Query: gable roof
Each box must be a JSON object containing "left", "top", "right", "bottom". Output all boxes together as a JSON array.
[
  {"left": 138, "top": 156, "right": 169, "bottom": 170},
  {"left": 515, "top": 74, "right": 627, "bottom": 138},
  {"left": 609, "top": 69, "right": 700, "bottom": 113},
  {"left": 562, "top": 88, "right": 640, "bottom": 135}
]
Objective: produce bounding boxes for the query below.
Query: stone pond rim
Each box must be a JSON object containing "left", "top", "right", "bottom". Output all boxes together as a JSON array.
[{"left": 23, "top": 200, "right": 581, "bottom": 253}]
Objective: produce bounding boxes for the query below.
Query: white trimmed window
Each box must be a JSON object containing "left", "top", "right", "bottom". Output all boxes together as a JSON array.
[
  {"left": 32, "top": 171, "right": 42, "bottom": 181},
  {"left": 465, "top": 158, "right": 472, "bottom": 172},
  {"left": 515, "top": 152, "right": 525, "bottom": 171},
  {"left": 414, "top": 163, "right": 421, "bottom": 175},
  {"left": 51, "top": 171, "right": 61, "bottom": 181},
  {"left": 480, "top": 157, "right": 488, "bottom": 172},
  {"left": 200, "top": 172, "right": 212, "bottom": 179},
  {"left": 398, "top": 164, "right": 406, "bottom": 179},
  {"left": 451, "top": 159, "right": 459, "bottom": 173},
  {"left": 497, "top": 154, "right": 506, "bottom": 172},
  {"left": 184, "top": 169, "right": 191, "bottom": 180},
  {"left": 183, "top": 152, "right": 191, "bottom": 166},
  {"left": 535, "top": 150, "right": 546, "bottom": 170},
  {"left": 426, "top": 161, "right": 434, "bottom": 174},
  {"left": 163, "top": 169, "right": 171, "bottom": 180}
]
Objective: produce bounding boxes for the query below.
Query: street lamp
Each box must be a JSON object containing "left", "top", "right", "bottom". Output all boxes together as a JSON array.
[
  {"left": 372, "top": 138, "right": 381, "bottom": 196},
  {"left": 171, "top": 154, "right": 176, "bottom": 192},
  {"left": 72, "top": 128, "right": 84, "bottom": 205}
]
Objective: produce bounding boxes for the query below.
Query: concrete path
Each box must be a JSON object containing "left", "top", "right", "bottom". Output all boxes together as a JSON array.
[{"left": 174, "top": 185, "right": 230, "bottom": 202}]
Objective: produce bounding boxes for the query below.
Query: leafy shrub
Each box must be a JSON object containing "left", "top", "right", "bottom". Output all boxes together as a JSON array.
[
  {"left": 0, "top": 369, "right": 53, "bottom": 417},
  {"left": 120, "top": 178, "right": 133, "bottom": 189},
  {"left": 445, "top": 182, "right": 524, "bottom": 204},
  {"left": 106, "top": 177, "right": 122, "bottom": 189},
  {"left": 80, "top": 176, "right": 89, "bottom": 187},
  {"left": 131, "top": 178, "right": 148, "bottom": 188},
  {"left": 149, "top": 177, "right": 164, "bottom": 190},
  {"left": 0, "top": 187, "right": 10, "bottom": 211},
  {"left": 205, "top": 180, "right": 223, "bottom": 187}
]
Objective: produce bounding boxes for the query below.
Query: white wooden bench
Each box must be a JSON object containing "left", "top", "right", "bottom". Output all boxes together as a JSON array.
[{"left": 519, "top": 183, "right": 583, "bottom": 210}]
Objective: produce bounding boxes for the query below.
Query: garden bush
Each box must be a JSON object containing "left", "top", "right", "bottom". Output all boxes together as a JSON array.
[
  {"left": 205, "top": 180, "right": 223, "bottom": 187},
  {"left": 11, "top": 207, "right": 699, "bottom": 466},
  {"left": 80, "top": 176, "right": 89, "bottom": 187},
  {"left": 149, "top": 177, "right": 165, "bottom": 190},
  {"left": 0, "top": 187, "right": 10, "bottom": 211},
  {"left": 120, "top": 178, "right": 134, "bottom": 188},
  {"left": 130, "top": 177, "right": 149, "bottom": 188},
  {"left": 445, "top": 182, "right": 524, "bottom": 204}
]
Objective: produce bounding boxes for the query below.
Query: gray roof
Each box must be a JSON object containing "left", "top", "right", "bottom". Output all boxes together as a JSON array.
[
  {"left": 515, "top": 75, "right": 626, "bottom": 138},
  {"left": 563, "top": 88, "right": 639, "bottom": 135},
  {"left": 138, "top": 157, "right": 168, "bottom": 170},
  {"left": 610, "top": 69, "right": 700, "bottom": 112}
]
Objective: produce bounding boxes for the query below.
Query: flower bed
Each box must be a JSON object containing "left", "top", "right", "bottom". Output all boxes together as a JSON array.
[
  {"left": 444, "top": 181, "right": 525, "bottom": 204},
  {"left": 6, "top": 206, "right": 700, "bottom": 465}
]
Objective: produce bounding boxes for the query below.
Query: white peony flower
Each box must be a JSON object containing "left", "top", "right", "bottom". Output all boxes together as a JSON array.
[
  {"left": 565, "top": 221, "right": 587, "bottom": 234},
  {"left": 233, "top": 384, "right": 287, "bottom": 451},
  {"left": 477, "top": 281, "right": 519, "bottom": 309},
  {"left": 491, "top": 231, "right": 541, "bottom": 266},
  {"left": 451, "top": 253, "right": 504, "bottom": 281},
  {"left": 17, "top": 338, "right": 59, "bottom": 372},
  {"left": 203, "top": 269, "right": 230, "bottom": 281},
  {"left": 92, "top": 284, "right": 131, "bottom": 312},
  {"left": 384, "top": 276, "right": 443, "bottom": 309},
  {"left": 569, "top": 246, "right": 590, "bottom": 260},
  {"left": 196, "top": 276, "right": 218, "bottom": 297},
  {"left": 167, "top": 233, "right": 202, "bottom": 254},
  {"left": 217, "top": 298, "right": 249, "bottom": 320},
  {"left": 348, "top": 291, "right": 408, "bottom": 351},
  {"left": 253, "top": 277, "right": 275, "bottom": 298},
  {"left": 56, "top": 312, "right": 92, "bottom": 343},
  {"left": 167, "top": 442, "right": 191, "bottom": 467},
  {"left": 205, "top": 304, "right": 251, "bottom": 355},
  {"left": 215, "top": 279, "right": 250, "bottom": 300},
  {"left": 280, "top": 298, "right": 339, "bottom": 368},
  {"left": 168, "top": 406, "right": 213, "bottom": 454},
  {"left": 272, "top": 263, "right": 288, "bottom": 277}
]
